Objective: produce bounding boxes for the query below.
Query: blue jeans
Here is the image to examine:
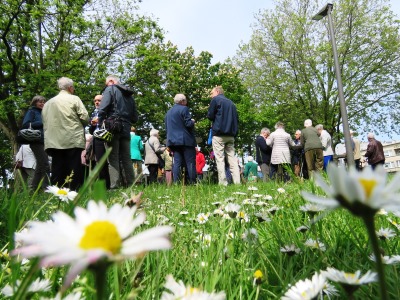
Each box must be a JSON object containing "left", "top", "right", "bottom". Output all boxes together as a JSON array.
[
  {"left": 105, "top": 133, "right": 133, "bottom": 188},
  {"left": 170, "top": 146, "right": 196, "bottom": 184},
  {"left": 323, "top": 155, "right": 333, "bottom": 171}
]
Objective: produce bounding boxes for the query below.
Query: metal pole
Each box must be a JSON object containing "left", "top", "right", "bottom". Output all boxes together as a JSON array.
[{"left": 326, "top": 5, "right": 354, "bottom": 167}]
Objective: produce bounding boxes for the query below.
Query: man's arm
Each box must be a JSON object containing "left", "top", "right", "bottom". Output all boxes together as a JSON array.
[{"left": 207, "top": 99, "right": 217, "bottom": 121}]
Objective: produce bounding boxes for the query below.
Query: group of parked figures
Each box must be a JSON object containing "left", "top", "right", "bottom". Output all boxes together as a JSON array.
[{"left": 14, "top": 76, "right": 385, "bottom": 190}]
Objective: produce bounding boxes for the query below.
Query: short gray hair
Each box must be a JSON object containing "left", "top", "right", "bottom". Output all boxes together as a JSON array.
[
  {"left": 174, "top": 94, "right": 186, "bottom": 104},
  {"left": 106, "top": 75, "right": 120, "bottom": 84},
  {"left": 260, "top": 127, "right": 270, "bottom": 135},
  {"left": 275, "top": 121, "right": 284, "bottom": 129},
  {"left": 150, "top": 129, "right": 159, "bottom": 137},
  {"left": 304, "top": 119, "right": 312, "bottom": 127},
  {"left": 295, "top": 130, "right": 301, "bottom": 135},
  {"left": 57, "top": 77, "right": 74, "bottom": 90},
  {"left": 315, "top": 124, "right": 323, "bottom": 131},
  {"left": 367, "top": 132, "right": 375, "bottom": 139},
  {"left": 247, "top": 156, "right": 254, "bottom": 162}
]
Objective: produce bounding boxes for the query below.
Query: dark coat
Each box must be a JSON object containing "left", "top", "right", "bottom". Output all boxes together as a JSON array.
[
  {"left": 22, "top": 107, "right": 44, "bottom": 144},
  {"left": 255, "top": 135, "right": 272, "bottom": 165},
  {"left": 207, "top": 94, "right": 238, "bottom": 137},
  {"left": 165, "top": 104, "right": 196, "bottom": 147},
  {"left": 98, "top": 84, "right": 138, "bottom": 137},
  {"left": 365, "top": 138, "right": 385, "bottom": 165}
]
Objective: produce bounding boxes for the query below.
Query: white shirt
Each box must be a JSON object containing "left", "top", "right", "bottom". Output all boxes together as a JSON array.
[{"left": 16, "top": 145, "right": 36, "bottom": 169}]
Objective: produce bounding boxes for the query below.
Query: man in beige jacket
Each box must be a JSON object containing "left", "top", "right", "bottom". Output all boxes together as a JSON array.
[{"left": 42, "top": 77, "right": 89, "bottom": 190}]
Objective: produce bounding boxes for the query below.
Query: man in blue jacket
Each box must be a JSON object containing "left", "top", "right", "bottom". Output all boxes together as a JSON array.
[
  {"left": 207, "top": 86, "right": 240, "bottom": 185},
  {"left": 165, "top": 93, "right": 196, "bottom": 184}
]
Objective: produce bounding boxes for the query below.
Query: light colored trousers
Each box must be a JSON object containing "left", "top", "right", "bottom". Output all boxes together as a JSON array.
[{"left": 212, "top": 135, "right": 240, "bottom": 185}]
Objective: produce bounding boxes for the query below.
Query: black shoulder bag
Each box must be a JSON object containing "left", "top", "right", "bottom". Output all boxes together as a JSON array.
[{"left": 104, "top": 86, "right": 123, "bottom": 133}]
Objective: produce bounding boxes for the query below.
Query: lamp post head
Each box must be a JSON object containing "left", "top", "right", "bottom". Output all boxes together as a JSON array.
[{"left": 312, "top": 3, "right": 334, "bottom": 20}]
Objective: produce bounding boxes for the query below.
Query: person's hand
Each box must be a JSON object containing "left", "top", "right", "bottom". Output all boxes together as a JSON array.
[
  {"left": 91, "top": 117, "right": 98, "bottom": 125},
  {"left": 191, "top": 119, "right": 195, "bottom": 123}
]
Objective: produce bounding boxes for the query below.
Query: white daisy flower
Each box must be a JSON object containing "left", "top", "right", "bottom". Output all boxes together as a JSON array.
[
  {"left": 296, "top": 225, "right": 309, "bottom": 233},
  {"left": 376, "top": 227, "right": 396, "bottom": 240},
  {"left": 252, "top": 194, "right": 263, "bottom": 198},
  {"left": 282, "top": 272, "right": 327, "bottom": 300},
  {"left": 304, "top": 239, "right": 326, "bottom": 251},
  {"left": 254, "top": 212, "right": 271, "bottom": 223},
  {"left": 280, "top": 244, "right": 301, "bottom": 256},
  {"left": 196, "top": 213, "right": 209, "bottom": 224},
  {"left": 248, "top": 186, "right": 258, "bottom": 191},
  {"left": 13, "top": 200, "right": 173, "bottom": 289},
  {"left": 242, "top": 198, "right": 255, "bottom": 205},
  {"left": 267, "top": 206, "right": 281, "bottom": 215},
  {"left": 179, "top": 211, "right": 189, "bottom": 215},
  {"left": 233, "top": 192, "right": 247, "bottom": 196},
  {"left": 387, "top": 218, "right": 400, "bottom": 230},
  {"left": 299, "top": 204, "right": 325, "bottom": 213},
  {"left": 161, "top": 274, "right": 226, "bottom": 300},
  {"left": 322, "top": 267, "right": 377, "bottom": 285},
  {"left": 224, "top": 203, "right": 241, "bottom": 218},
  {"left": 45, "top": 186, "right": 77, "bottom": 202},
  {"left": 213, "top": 208, "right": 224, "bottom": 216},
  {"left": 369, "top": 254, "right": 400, "bottom": 265},
  {"left": 263, "top": 195, "right": 273, "bottom": 201},
  {"left": 1, "top": 278, "right": 51, "bottom": 297},
  {"left": 277, "top": 188, "right": 285, "bottom": 194},
  {"left": 237, "top": 211, "right": 249, "bottom": 222},
  {"left": 255, "top": 201, "right": 267, "bottom": 206},
  {"left": 302, "top": 165, "right": 400, "bottom": 216}
]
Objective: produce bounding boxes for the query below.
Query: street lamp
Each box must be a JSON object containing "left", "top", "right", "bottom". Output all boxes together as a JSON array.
[{"left": 312, "top": 3, "right": 354, "bottom": 167}]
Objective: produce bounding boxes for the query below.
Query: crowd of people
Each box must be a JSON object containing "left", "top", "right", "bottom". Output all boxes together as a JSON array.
[{"left": 14, "top": 76, "right": 386, "bottom": 191}]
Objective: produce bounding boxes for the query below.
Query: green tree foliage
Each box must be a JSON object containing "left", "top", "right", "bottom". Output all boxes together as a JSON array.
[
  {"left": 0, "top": 0, "right": 162, "bottom": 180},
  {"left": 124, "top": 41, "right": 257, "bottom": 151},
  {"left": 235, "top": 0, "right": 400, "bottom": 141}
]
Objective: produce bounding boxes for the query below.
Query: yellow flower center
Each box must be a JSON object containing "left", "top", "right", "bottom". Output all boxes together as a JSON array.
[
  {"left": 358, "top": 179, "right": 377, "bottom": 198},
  {"left": 186, "top": 287, "right": 200, "bottom": 295},
  {"left": 57, "top": 189, "right": 68, "bottom": 196},
  {"left": 344, "top": 273, "right": 359, "bottom": 283},
  {"left": 254, "top": 270, "right": 263, "bottom": 279},
  {"left": 79, "top": 221, "right": 121, "bottom": 254}
]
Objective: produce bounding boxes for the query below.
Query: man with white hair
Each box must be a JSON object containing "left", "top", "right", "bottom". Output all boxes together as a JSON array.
[
  {"left": 165, "top": 93, "right": 196, "bottom": 184},
  {"left": 364, "top": 132, "right": 385, "bottom": 169},
  {"left": 301, "top": 119, "right": 323, "bottom": 177},
  {"left": 42, "top": 77, "right": 89, "bottom": 190}
]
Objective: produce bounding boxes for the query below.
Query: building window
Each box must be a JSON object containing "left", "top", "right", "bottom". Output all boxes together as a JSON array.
[
  {"left": 384, "top": 162, "right": 395, "bottom": 169},
  {"left": 397, "top": 160, "right": 400, "bottom": 167},
  {"left": 395, "top": 148, "right": 400, "bottom": 156},
  {"left": 384, "top": 150, "right": 392, "bottom": 157}
]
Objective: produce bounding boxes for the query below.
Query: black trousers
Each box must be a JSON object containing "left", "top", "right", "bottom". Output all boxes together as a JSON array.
[{"left": 48, "top": 148, "right": 84, "bottom": 191}]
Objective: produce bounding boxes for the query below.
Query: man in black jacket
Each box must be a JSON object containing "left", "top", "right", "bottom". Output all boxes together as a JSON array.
[
  {"left": 98, "top": 75, "right": 138, "bottom": 188},
  {"left": 207, "top": 86, "right": 240, "bottom": 185},
  {"left": 255, "top": 128, "right": 272, "bottom": 182}
]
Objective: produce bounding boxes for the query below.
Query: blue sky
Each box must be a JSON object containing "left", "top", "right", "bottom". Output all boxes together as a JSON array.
[
  {"left": 138, "top": 0, "right": 400, "bottom": 141},
  {"left": 138, "top": 0, "right": 400, "bottom": 63}
]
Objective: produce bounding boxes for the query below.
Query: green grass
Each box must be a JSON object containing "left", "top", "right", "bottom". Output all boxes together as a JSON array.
[{"left": 1, "top": 178, "right": 400, "bottom": 299}]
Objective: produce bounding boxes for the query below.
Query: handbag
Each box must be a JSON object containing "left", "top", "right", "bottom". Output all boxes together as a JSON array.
[
  {"left": 18, "top": 123, "right": 41, "bottom": 143},
  {"left": 103, "top": 86, "right": 123, "bottom": 133},
  {"left": 104, "top": 115, "right": 123, "bottom": 133},
  {"left": 207, "top": 128, "right": 213, "bottom": 145}
]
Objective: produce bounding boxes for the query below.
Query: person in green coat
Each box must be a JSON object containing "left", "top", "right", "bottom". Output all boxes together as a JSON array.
[
  {"left": 130, "top": 127, "right": 144, "bottom": 182},
  {"left": 244, "top": 156, "right": 259, "bottom": 182}
]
